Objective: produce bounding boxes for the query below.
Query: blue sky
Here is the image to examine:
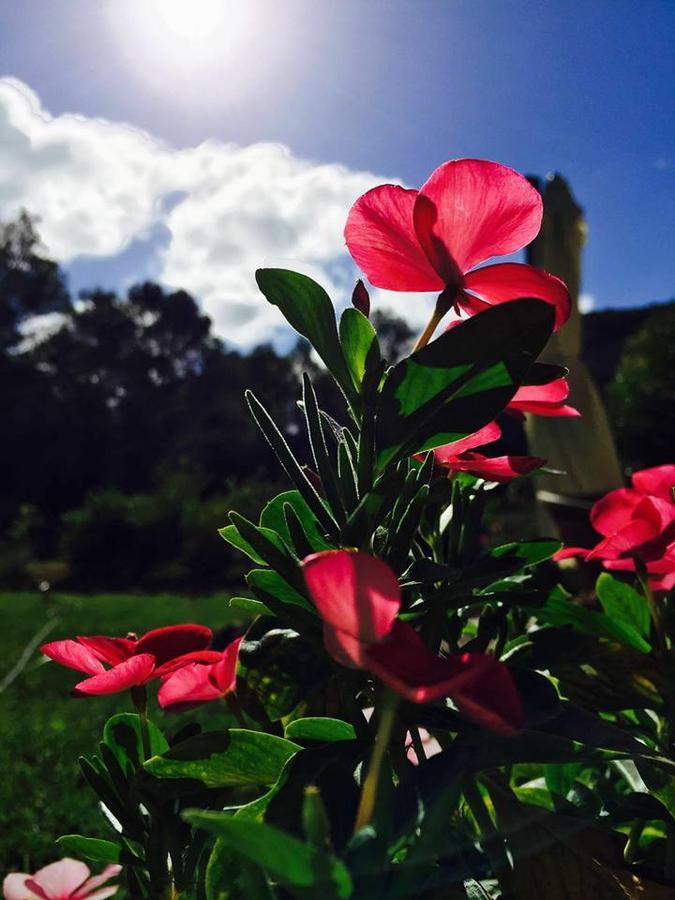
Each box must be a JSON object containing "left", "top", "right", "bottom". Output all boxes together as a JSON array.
[{"left": 1, "top": 0, "right": 673, "bottom": 345}]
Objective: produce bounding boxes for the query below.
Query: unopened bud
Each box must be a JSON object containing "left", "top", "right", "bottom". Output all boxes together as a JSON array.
[{"left": 352, "top": 279, "right": 370, "bottom": 317}]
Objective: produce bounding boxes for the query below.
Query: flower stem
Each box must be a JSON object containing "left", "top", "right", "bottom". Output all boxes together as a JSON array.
[
  {"left": 412, "top": 288, "right": 456, "bottom": 352},
  {"left": 353, "top": 689, "right": 399, "bottom": 833},
  {"left": 226, "top": 692, "right": 247, "bottom": 728},
  {"left": 636, "top": 560, "right": 667, "bottom": 656},
  {"left": 131, "top": 685, "right": 151, "bottom": 761}
]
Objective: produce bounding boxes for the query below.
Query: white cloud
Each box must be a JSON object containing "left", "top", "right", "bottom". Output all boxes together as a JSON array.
[{"left": 0, "top": 77, "right": 413, "bottom": 347}]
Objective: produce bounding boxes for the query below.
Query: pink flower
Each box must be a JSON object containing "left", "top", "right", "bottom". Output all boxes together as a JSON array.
[
  {"left": 158, "top": 637, "right": 243, "bottom": 711},
  {"left": 425, "top": 421, "right": 545, "bottom": 483},
  {"left": 3, "top": 859, "right": 120, "bottom": 900},
  {"left": 345, "top": 158, "right": 570, "bottom": 331},
  {"left": 555, "top": 464, "right": 675, "bottom": 591},
  {"left": 506, "top": 378, "right": 580, "bottom": 419},
  {"left": 301, "top": 550, "right": 522, "bottom": 733},
  {"left": 41, "top": 625, "right": 217, "bottom": 696}
]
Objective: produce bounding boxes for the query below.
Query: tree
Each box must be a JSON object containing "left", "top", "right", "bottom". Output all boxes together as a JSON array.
[{"left": 606, "top": 301, "right": 675, "bottom": 470}]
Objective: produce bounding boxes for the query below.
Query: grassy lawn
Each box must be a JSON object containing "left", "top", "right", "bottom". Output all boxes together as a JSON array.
[{"left": 0, "top": 590, "right": 245, "bottom": 872}]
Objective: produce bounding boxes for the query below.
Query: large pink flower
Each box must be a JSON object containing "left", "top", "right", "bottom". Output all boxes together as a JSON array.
[
  {"left": 3, "top": 859, "right": 120, "bottom": 900},
  {"left": 41, "top": 625, "right": 217, "bottom": 696},
  {"left": 345, "top": 158, "right": 570, "bottom": 331},
  {"left": 301, "top": 550, "right": 522, "bottom": 733},
  {"left": 158, "top": 637, "right": 243, "bottom": 711},
  {"left": 425, "top": 421, "right": 545, "bottom": 484},
  {"left": 556, "top": 464, "right": 675, "bottom": 591}
]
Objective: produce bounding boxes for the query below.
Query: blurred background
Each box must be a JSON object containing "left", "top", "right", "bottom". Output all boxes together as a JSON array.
[{"left": 0, "top": 0, "right": 673, "bottom": 870}]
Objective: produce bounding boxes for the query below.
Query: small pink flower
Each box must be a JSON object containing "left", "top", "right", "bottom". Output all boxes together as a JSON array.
[
  {"left": 41, "top": 625, "right": 217, "bottom": 696},
  {"left": 3, "top": 859, "right": 120, "bottom": 900}
]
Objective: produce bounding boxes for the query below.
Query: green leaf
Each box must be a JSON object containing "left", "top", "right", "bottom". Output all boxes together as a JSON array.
[
  {"left": 285, "top": 718, "right": 357, "bottom": 743},
  {"left": 339, "top": 307, "right": 380, "bottom": 388},
  {"left": 535, "top": 588, "right": 651, "bottom": 653},
  {"left": 144, "top": 729, "right": 300, "bottom": 787},
  {"left": 260, "top": 489, "right": 333, "bottom": 553},
  {"left": 229, "top": 512, "right": 301, "bottom": 587},
  {"left": 490, "top": 539, "right": 562, "bottom": 568},
  {"left": 375, "top": 298, "right": 555, "bottom": 468},
  {"left": 255, "top": 268, "right": 355, "bottom": 404},
  {"left": 229, "top": 596, "right": 272, "bottom": 616},
  {"left": 218, "top": 524, "right": 267, "bottom": 565},
  {"left": 237, "top": 624, "right": 329, "bottom": 721},
  {"left": 103, "top": 713, "right": 168, "bottom": 774},
  {"left": 206, "top": 838, "right": 274, "bottom": 900},
  {"left": 56, "top": 834, "right": 140, "bottom": 867},
  {"left": 247, "top": 390, "right": 338, "bottom": 537},
  {"left": 596, "top": 571, "right": 651, "bottom": 639},
  {"left": 247, "top": 568, "right": 313, "bottom": 612},
  {"left": 303, "top": 373, "right": 347, "bottom": 522},
  {"left": 185, "top": 813, "right": 353, "bottom": 898}
]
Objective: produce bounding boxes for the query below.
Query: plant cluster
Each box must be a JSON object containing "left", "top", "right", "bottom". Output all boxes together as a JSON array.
[{"left": 8, "top": 159, "right": 675, "bottom": 900}]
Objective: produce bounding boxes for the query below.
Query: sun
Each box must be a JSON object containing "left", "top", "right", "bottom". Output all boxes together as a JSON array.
[
  {"left": 111, "top": 0, "right": 258, "bottom": 90},
  {"left": 148, "top": 0, "right": 231, "bottom": 43}
]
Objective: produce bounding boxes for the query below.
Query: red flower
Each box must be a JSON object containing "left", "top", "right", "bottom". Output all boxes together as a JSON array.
[
  {"left": 158, "top": 637, "right": 242, "bottom": 711},
  {"left": 41, "top": 625, "right": 216, "bottom": 696},
  {"left": 301, "top": 550, "right": 522, "bottom": 733},
  {"left": 425, "top": 421, "right": 545, "bottom": 483},
  {"left": 555, "top": 464, "right": 675, "bottom": 591},
  {"left": 345, "top": 158, "right": 570, "bottom": 330},
  {"left": 506, "top": 377, "right": 580, "bottom": 419}
]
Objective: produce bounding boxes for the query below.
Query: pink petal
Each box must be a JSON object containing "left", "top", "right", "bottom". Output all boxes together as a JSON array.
[
  {"left": 28, "top": 859, "right": 91, "bottom": 898},
  {"left": 322, "top": 624, "right": 370, "bottom": 669},
  {"left": 344, "top": 184, "right": 445, "bottom": 291},
  {"left": 510, "top": 378, "right": 570, "bottom": 406},
  {"left": 73, "top": 865, "right": 121, "bottom": 899},
  {"left": 158, "top": 663, "right": 224, "bottom": 710},
  {"left": 553, "top": 546, "right": 590, "bottom": 561},
  {"left": 3, "top": 874, "right": 42, "bottom": 900},
  {"left": 302, "top": 550, "right": 400, "bottom": 643},
  {"left": 430, "top": 422, "right": 502, "bottom": 464},
  {"left": 134, "top": 624, "right": 212, "bottom": 667},
  {"left": 590, "top": 488, "right": 642, "bottom": 536},
  {"left": 40, "top": 640, "right": 105, "bottom": 676},
  {"left": 462, "top": 263, "right": 570, "bottom": 330},
  {"left": 632, "top": 464, "right": 675, "bottom": 503},
  {"left": 587, "top": 520, "right": 658, "bottom": 562},
  {"left": 413, "top": 160, "right": 543, "bottom": 277},
  {"left": 76, "top": 636, "right": 136, "bottom": 666},
  {"left": 152, "top": 649, "right": 223, "bottom": 680},
  {"left": 74, "top": 654, "right": 155, "bottom": 696},
  {"left": 364, "top": 623, "right": 523, "bottom": 733},
  {"left": 210, "top": 637, "right": 243, "bottom": 693},
  {"left": 449, "top": 451, "right": 545, "bottom": 483}
]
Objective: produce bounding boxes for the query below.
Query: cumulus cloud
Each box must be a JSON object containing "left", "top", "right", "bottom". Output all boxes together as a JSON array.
[{"left": 0, "top": 77, "right": 409, "bottom": 347}]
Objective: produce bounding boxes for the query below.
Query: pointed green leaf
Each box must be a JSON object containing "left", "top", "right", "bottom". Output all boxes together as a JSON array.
[
  {"left": 339, "top": 307, "right": 380, "bottom": 387},
  {"left": 255, "top": 268, "right": 356, "bottom": 404},
  {"left": 260, "top": 489, "right": 333, "bottom": 553},
  {"left": 596, "top": 572, "right": 651, "bottom": 639},
  {"left": 185, "top": 813, "right": 353, "bottom": 898}
]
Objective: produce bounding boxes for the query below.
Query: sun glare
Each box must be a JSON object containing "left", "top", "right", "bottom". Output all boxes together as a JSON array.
[
  {"left": 111, "top": 0, "right": 260, "bottom": 97},
  {"left": 149, "top": 0, "right": 230, "bottom": 43}
]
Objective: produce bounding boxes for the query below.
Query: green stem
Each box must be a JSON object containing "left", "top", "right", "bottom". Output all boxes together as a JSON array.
[
  {"left": 623, "top": 818, "right": 644, "bottom": 864},
  {"left": 353, "top": 690, "right": 399, "bottom": 833},
  {"left": 131, "top": 685, "right": 151, "bottom": 761},
  {"left": 412, "top": 289, "right": 456, "bottom": 352},
  {"left": 226, "top": 693, "right": 248, "bottom": 728},
  {"left": 463, "top": 778, "right": 511, "bottom": 879},
  {"left": 636, "top": 560, "right": 667, "bottom": 657}
]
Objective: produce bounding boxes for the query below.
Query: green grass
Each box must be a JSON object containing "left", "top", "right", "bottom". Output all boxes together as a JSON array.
[{"left": 0, "top": 590, "right": 244, "bottom": 872}]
